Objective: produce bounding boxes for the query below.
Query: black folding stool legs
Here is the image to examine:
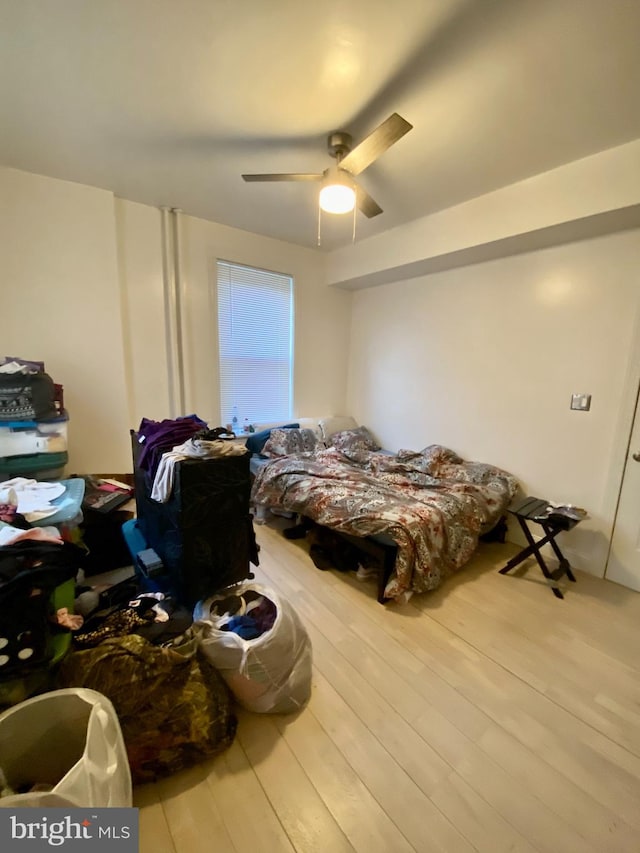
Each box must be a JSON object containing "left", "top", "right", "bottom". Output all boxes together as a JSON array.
[{"left": 500, "top": 509, "right": 577, "bottom": 599}]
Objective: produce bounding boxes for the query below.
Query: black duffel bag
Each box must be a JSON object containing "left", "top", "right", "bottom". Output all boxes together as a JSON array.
[{"left": 0, "top": 371, "right": 57, "bottom": 421}]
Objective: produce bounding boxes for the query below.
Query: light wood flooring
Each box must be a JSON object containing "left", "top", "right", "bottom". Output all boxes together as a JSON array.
[{"left": 134, "top": 519, "right": 640, "bottom": 853}]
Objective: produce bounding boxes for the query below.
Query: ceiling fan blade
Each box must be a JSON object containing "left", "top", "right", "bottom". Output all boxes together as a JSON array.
[
  {"left": 242, "top": 173, "right": 323, "bottom": 182},
  {"left": 340, "top": 113, "right": 412, "bottom": 176},
  {"left": 356, "top": 185, "right": 383, "bottom": 218}
]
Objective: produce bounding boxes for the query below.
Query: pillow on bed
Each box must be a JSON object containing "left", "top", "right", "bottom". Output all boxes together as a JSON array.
[
  {"left": 261, "top": 428, "right": 319, "bottom": 457},
  {"left": 327, "top": 426, "right": 381, "bottom": 453},
  {"left": 245, "top": 423, "right": 299, "bottom": 455},
  {"left": 318, "top": 416, "right": 358, "bottom": 441}
]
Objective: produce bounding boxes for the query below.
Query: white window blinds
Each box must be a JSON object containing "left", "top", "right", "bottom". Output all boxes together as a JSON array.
[{"left": 217, "top": 260, "right": 293, "bottom": 428}]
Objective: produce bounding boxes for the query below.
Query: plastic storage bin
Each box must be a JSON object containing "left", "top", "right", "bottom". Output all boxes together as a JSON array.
[
  {"left": 0, "top": 478, "right": 84, "bottom": 533},
  {"left": 0, "top": 451, "right": 68, "bottom": 480},
  {"left": 0, "top": 688, "right": 132, "bottom": 808},
  {"left": 31, "top": 476, "right": 86, "bottom": 528},
  {"left": 0, "top": 410, "right": 69, "bottom": 458},
  {"left": 0, "top": 409, "right": 69, "bottom": 479}
]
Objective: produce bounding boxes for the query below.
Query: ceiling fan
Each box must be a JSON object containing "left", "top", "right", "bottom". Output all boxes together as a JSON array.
[{"left": 242, "top": 112, "right": 413, "bottom": 218}]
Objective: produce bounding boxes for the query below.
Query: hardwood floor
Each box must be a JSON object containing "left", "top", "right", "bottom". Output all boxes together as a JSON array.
[{"left": 134, "top": 519, "right": 640, "bottom": 852}]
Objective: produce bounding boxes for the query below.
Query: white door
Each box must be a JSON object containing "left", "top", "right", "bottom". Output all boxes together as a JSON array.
[{"left": 606, "top": 388, "right": 640, "bottom": 591}]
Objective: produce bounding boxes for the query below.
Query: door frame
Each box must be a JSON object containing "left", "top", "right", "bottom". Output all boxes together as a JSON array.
[{"left": 604, "top": 297, "right": 640, "bottom": 579}]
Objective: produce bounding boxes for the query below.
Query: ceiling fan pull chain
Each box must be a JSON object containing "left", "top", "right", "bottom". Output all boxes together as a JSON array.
[
  {"left": 352, "top": 202, "right": 357, "bottom": 244},
  {"left": 317, "top": 204, "right": 322, "bottom": 247}
]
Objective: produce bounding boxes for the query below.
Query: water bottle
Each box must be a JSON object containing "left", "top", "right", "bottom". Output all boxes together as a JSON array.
[{"left": 231, "top": 406, "right": 239, "bottom": 435}]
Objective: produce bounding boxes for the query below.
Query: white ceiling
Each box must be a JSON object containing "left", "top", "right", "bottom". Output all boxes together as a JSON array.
[{"left": 2, "top": 0, "right": 640, "bottom": 250}]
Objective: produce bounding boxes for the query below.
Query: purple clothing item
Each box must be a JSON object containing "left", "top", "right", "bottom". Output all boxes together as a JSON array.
[
  {"left": 0, "top": 504, "right": 17, "bottom": 523},
  {"left": 136, "top": 415, "right": 207, "bottom": 476},
  {"left": 248, "top": 598, "right": 277, "bottom": 634},
  {"left": 138, "top": 414, "right": 207, "bottom": 440}
]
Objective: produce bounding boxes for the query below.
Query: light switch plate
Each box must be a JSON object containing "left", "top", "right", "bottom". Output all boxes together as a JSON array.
[{"left": 571, "top": 393, "right": 591, "bottom": 411}]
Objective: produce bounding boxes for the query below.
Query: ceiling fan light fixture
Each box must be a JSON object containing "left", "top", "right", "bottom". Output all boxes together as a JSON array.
[
  {"left": 242, "top": 113, "right": 413, "bottom": 227},
  {"left": 319, "top": 168, "right": 356, "bottom": 214}
]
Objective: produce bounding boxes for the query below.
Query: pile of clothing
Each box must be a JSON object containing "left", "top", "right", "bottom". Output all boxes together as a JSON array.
[
  {"left": 71, "top": 580, "right": 193, "bottom": 649},
  {"left": 194, "top": 582, "right": 312, "bottom": 715},
  {"left": 135, "top": 416, "right": 246, "bottom": 502},
  {"left": 59, "top": 577, "right": 237, "bottom": 783},
  {"left": 0, "top": 477, "right": 66, "bottom": 526},
  {"left": 204, "top": 589, "right": 277, "bottom": 641}
]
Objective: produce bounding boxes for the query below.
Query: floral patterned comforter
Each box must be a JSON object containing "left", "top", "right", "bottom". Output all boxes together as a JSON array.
[{"left": 251, "top": 444, "right": 518, "bottom": 600}]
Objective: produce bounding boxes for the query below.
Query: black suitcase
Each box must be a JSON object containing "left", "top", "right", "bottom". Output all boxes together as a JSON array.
[{"left": 131, "top": 432, "right": 257, "bottom": 607}]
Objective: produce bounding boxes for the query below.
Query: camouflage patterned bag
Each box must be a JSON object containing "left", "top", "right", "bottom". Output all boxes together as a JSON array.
[{"left": 58, "top": 631, "right": 236, "bottom": 783}]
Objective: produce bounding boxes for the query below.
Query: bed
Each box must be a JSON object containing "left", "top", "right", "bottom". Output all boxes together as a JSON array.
[{"left": 249, "top": 421, "right": 518, "bottom": 603}]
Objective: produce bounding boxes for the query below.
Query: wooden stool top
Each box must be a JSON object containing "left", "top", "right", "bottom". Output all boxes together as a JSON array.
[
  {"left": 508, "top": 496, "right": 550, "bottom": 521},
  {"left": 508, "top": 496, "right": 587, "bottom": 531}
]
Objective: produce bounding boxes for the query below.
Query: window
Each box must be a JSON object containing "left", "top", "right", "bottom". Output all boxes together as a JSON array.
[{"left": 217, "top": 260, "right": 293, "bottom": 428}]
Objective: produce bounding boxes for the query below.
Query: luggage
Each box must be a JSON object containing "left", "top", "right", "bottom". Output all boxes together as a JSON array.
[{"left": 132, "top": 429, "right": 258, "bottom": 607}]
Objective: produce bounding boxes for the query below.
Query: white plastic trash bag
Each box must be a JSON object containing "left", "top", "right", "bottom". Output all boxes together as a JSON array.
[
  {"left": 194, "top": 582, "right": 312, "bottom": 714},
  {"left": 0, "top": 688, "right": 132, "bottom": 808}
]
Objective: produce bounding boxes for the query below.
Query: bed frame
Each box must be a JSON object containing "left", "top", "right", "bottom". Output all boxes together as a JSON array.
[{"left": 336, "top": 529, "right": 398, "bottom": 603}]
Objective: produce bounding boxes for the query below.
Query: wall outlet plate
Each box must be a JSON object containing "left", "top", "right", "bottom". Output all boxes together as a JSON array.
[{"left": 571, "top": 393, "right": 591, "bottom": 411}]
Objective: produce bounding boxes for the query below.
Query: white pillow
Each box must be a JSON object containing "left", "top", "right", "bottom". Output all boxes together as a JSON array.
[{"left": 319, "top": 416, "right": 358, "bottom": 441}]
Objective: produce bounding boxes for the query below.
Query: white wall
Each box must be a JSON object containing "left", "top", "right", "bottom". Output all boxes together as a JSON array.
[
  {"left": 0, "top": 168, "right": 345, "bottom": 473},
  {"left": 328, "top": 139, "right": 640, "bottom": 289},
  {"left": 170, "top": 213, "right": 350, "bottom": 425},
  {"left": 347, "top": 229, "right": 640, "bottom": 577},
  {"left": 0, "top": 166, "right": 132, "bottom": 473}
]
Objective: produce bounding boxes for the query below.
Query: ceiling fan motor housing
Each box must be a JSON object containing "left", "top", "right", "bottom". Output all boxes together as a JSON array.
[
  {"left": 327, "top": 132, "right": 353, "bottom": 162},
  {"left": 241, "top": 114, "right": 412, "bottom": 220}
]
